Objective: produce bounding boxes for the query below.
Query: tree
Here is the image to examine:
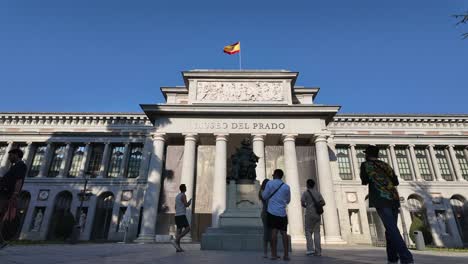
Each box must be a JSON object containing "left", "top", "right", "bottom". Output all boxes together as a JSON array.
[{"left": 453, "top": 12, "right": 468, "bottom": 39}]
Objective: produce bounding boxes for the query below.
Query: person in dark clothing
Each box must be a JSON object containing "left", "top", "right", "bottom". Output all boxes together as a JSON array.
[
  {"left": 258, "top": 179, "right": 271, "bottom": 258},
  {"left": 0, "top": 148, "right": 27, "bottom": 249},
  {"left": 360, "top": 145, "right": 413, "bottom": 264}
]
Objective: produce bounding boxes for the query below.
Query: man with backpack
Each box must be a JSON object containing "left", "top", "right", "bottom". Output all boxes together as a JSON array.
[
  {"left": 360, "top": 145, "right": 414, "bottom": 264},
  {"left": 301, "top": 179, "right": 325, "bottom": 256}
]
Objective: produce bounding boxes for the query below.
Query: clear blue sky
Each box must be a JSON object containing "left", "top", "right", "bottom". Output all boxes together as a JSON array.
[{"left": 1, "top": 0, "right": 467, "bottom": 114}]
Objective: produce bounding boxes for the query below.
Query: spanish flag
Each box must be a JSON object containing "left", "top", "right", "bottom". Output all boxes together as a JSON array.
[{"left": 223, "top": 41, "right": 241, "bottom": 55}]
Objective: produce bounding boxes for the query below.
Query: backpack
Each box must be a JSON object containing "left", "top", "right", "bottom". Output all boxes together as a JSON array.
[{"left": 307, "top": 190, "right": 324, "bottom": 215}]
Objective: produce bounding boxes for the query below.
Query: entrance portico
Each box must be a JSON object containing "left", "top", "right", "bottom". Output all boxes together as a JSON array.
[{"left": 139, "top": 70, "right": 344, "bottom": 244}]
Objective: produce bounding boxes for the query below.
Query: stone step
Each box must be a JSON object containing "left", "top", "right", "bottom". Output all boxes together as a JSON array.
[{"left": 204, "top": 226, "right": 264, "bottom": 234}]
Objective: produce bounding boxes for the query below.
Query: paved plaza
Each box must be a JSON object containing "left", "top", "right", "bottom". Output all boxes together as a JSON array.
[{"left": 1, "top": 243, "right": 467, "bottom": 264}]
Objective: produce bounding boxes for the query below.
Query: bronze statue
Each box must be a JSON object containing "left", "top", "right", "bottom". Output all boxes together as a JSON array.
[{"left": 230, "top": 138, "right": 259, "bottom": 183}]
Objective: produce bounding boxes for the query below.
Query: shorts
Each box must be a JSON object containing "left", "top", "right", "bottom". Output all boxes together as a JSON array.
[
  {"left": 175, "top": 215, "right": 189, "bottom": 229},
  {"left": 266, "top": 212, "right": 288, "bottom": 231}
]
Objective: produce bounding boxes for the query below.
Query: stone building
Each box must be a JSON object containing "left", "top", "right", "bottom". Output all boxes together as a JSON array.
[{"left": 1, "top": 70, "right": 467, "bottom": 247}]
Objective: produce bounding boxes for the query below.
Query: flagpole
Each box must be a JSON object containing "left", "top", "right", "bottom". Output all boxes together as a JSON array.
[{"left": 239, "top": 42, "right": 242, "bottom": 70}]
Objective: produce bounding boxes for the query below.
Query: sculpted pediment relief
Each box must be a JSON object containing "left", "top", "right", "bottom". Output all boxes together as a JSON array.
[{"left": 195, "top": 81, "right": 286, "bottom": 103}]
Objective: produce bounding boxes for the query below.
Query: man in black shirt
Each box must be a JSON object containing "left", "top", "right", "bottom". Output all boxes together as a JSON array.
[{"left": 0, "top": 148, "right": 27, "bottom": 249}]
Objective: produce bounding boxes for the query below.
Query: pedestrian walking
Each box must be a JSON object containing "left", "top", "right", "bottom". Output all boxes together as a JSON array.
[
  {"left": 360, "top": 145, "right": 414, "bottom": 264},
  {"left": 171, "top": 184, "right": 192, "bottom": 252}
]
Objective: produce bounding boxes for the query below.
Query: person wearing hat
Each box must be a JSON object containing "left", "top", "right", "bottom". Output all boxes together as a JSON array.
[{"left": 360, "top": 145, "right": 413, "bottom": 264}]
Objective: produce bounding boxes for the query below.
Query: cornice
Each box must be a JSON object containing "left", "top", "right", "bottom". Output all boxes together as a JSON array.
[
  {"left": 333, "top": 114, "right": 468, "bottom": 123},
  {"left": 0, "top": 112, "right": 152, "bottom": 128}
]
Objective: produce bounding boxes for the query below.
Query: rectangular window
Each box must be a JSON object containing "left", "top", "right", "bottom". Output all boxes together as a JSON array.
[
  {"left": 48, "top": 145, "right": 66, "bottom": 177},
  {"left": 88, "top": 144, "right": 104, "bottom": 177},
  {"left": 415, "top": 148, "right": 433, "bottom": 181},
  {"left": 379, "top": 147, "right": 390, "bottom": 164},
  {"left": 127, "top": 144, "right": 143, "bottom": 178},
  {"left": 455, "top": 149, "right": 468, "bottom": 180},
  {"left": 29, "top": 145, "right": 46, "bottom": 177},
  {"left": 336, "top": 146, "right": 353, "bottom": 180},
  {"left": 68, "top": 145, "right": 85, "bottom": 177},
  {"left": 355, "top": 147, "right": 366, "bottom": 164},
  {"left": 107, "top": 145, "right": 125, "bottom": 178},
  {"left": 395, "top": 148, "right": 413, "bottom": 181},
  {"left": 435, "top": 148, "right": 453, "bottom": 181}
]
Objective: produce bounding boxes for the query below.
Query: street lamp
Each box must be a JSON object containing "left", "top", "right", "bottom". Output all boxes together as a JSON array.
[{"left": 70, "top": 173, "right": 93, "bottom": 244}]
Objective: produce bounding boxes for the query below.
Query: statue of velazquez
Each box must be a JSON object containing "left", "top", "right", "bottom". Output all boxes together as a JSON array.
[{"left": 230, "top": 138, "right": 259, "bottom": 183}]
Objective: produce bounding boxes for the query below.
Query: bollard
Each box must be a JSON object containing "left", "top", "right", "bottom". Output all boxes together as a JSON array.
[{"left": 413, "top": 231, "right": 425, "bottom": 250}]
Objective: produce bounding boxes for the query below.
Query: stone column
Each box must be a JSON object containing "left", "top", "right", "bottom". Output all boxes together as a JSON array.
[
  {"left": 23, "top": 141, "right": 34, "bottom": 169},
  {"left": 82, "top": 195, "right": 97, "bottom": 240},
  {"left": 408, "top": 145, "right": 421, "bottom": 181},
  {"left": 282, "top": 134, "right": 304, "bottom": 239},
  {"left": 38, "top": 143, "right": 53, "bottom": 178},
  {"left": 137, "top": 133, "right": 166, "bottom": 242},
  {"left": 138, "top": 137, "right": 153, "bottom": 179},
  {"left": 315, "top": 134, "right": 344, "bottom": 243},
  {"left": 79, "top": 143, "right": 91, "bottom": 178},
  {"left": 425, "top": 148, "right": 436, "bottom": 181},
  {"left": 211, "top": 134, "right": 228, "bottom": 228},
  {"left": 349, "top": 144, "right": 359, "bottom": 180},
  {"left": 58, "top": 142, "right": 73, "bottom": 178},
  {"left": 464, "top": 147, "right": 468, "bottom": 181},
  {"left": 119, "top": 143, "right": 131, "bottom": 178},
  {"left": 428, "top": 145, "right": 443, "bottom": 181},
  {"left": 448, "top": 145, "right": 463, "bottom": 181},
  {"left": 0, "top": 141, "right": 14, "bottom": 174},
  {"left": 180, "top": 133, "right": 197, "bottom": 240},
  {"left": 98, "top": 142, "right": 111, "bottom": 178},
  {"left": 389, "top": 144, "right": 400, "bottom": 176},
  {"left": 252, "top": 134, "right": 266, "bottom": 183}
]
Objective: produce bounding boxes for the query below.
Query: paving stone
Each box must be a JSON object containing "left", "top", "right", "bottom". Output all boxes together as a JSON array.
[{"left": 0, "top": 243, "right": 467, "bottom": 264}]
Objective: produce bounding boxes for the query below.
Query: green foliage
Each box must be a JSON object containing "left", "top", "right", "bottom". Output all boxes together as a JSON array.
[{"left": 409, "top": 215, "right": 433, "bottom": 245}]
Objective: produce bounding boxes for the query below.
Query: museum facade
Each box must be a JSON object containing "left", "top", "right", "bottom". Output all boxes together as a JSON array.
[{"left": 1, "top": 70, "right": 467, "bottom": 247}]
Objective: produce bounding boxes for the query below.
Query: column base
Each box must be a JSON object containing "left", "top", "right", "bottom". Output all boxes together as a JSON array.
[
  {"left": 135, "top": 234, "right": 156, "bottom": 243},
  {"left": 323, "top": 235, "right": 347, "bottom": 245},
  {"left": 290, "top": 236, "right": 306, "bottom": 244}
]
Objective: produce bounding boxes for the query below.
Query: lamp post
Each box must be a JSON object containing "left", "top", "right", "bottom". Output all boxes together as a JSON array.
[{"left": 70, "top": 173, "right": 93, "bottom": 244}]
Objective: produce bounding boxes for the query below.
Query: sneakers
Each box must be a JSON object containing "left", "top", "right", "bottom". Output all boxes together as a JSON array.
[
  {"left": 169, "top": 239, "right": 182, "bottom": 252},
  {"left": 306, "top": 251, "right": 315, "bottom": 256}
]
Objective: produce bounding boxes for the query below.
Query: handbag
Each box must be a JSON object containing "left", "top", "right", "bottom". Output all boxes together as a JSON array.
[{"left": 308, "top": 190, "right": 324, "bottom": 215}]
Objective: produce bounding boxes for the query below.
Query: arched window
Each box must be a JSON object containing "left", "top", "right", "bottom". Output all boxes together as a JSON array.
[
  {"left": 450, "top": 195, "right": 468, "bottom": 244},
  {"left": 91, "top": 192, "right": 115, "bottom": 240},
  {"left": 47, "top": 191, "right": 73, "bottom": 240}
]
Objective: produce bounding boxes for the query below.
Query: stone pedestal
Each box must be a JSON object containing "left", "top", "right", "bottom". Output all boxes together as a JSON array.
[{"left": 201, "top": 180, "right": 291, "bottom": 251}]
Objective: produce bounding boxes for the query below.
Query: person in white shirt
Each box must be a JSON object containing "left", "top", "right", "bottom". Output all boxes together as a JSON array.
[
  {"left": 172, "top": 184, "right": 192, "bottom": 252},
  {"left": 301, "top": 179, "right": 325, "bottom": 256},
  {"left": 261, "top": 169, "right": 291, "bottom": 261}
]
